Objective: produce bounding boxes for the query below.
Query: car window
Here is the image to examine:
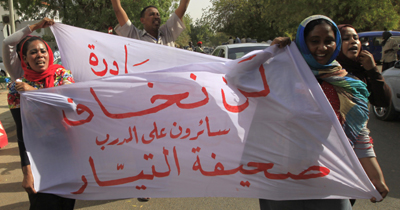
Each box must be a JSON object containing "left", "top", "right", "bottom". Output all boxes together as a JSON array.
[
  {"left": 228, "top": 46, "right": 269, "bottom": 59},
  {"left": 212, "top": 49, "right": 221, "bottom": 56},
  {"left": 373, "top": 37, "right": 383, "bottom": 46},
  {"left": 220, "top": 49, "right": 226, "bottom": 58},
  {"left": 392, "top": 36, "right": 400, "bottom": 45}
]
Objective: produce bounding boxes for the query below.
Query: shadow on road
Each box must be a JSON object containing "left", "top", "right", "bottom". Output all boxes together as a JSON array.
[
  {"left": 0, "top": 161, "right": 20, "bottom": 176},
  {"left": 75, "top": 199, "right": 124, "bottom": 209},
  {"left": 0, "top": 182, "right": 25, "bottom": 193},
  {"left": 0, "top": 201, "right": 30, "bottom": 210}
]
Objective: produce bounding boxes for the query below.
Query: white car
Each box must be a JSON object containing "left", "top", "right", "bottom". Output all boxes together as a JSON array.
[
  {"left": 0, "top": 57, "right": 8, "bottom": 77},
  {"left": 211, "top": 43, "right": 270, "bottom": 60},
  {"left": 372, "top": 62, "right": 400, "bottom": 120}
]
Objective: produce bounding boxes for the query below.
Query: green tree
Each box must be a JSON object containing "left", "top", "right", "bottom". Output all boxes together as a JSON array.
[
  {"left": 175, "top": 14, "right": 192, "bottom": 48},
  {"left": 204, "top": 0, "right": 400, "bottom": 40}
]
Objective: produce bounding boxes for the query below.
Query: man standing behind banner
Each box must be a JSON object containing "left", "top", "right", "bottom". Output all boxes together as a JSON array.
[{"left": 111, "top": 0, "right": 190, "bottom": 47}]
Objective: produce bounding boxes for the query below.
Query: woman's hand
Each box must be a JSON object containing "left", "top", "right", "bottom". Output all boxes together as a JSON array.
[
  {"left": 359, "top": 157, "right": 389, "bottom": 203},
  {"left": 358, "top": 50, "right": 376, "bottom": 71},
  {"left": 15, "top": 82, "right": 36, "bottom": 92},
  {"left": 29, "top": 17, "right": 54, "bottom": 31},
  {"left": 22, "top": 165, "right": 37, "bottom": 194},
  {"left": 271, "top": 37, "right": 291, "bottom": 48},
  {"left": 370, "top": 180, "right": 389, "bottom": 203}
]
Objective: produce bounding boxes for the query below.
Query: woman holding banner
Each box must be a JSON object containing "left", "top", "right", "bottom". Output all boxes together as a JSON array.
[
  {"left": 262, "top": 15, "right": 389, "bottom": 210},
  {"left": 336, "top": 24, "right": 391, "bottom": 107},
  {"left": 3, "top": 18, "right": 76, "bottom": 209}
]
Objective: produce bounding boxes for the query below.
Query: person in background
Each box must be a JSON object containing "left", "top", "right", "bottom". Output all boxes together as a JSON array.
[
  {"left": 261, "top": 15, "right": 389, "bottom": 210},
  {"left": 246, "top": 36, "right": 252, "bottom": 43},
  {"left": 2, "top": 17, "right": 75, "bottom": 210},
  {"left": 53, "top": 45, "right": 61, "bottom": 61},
  {"left": 234, "top": 36, "right": 241, "bottom": 43},
  {"left": 336, "top": 24, "right": 391, "bottom": 107},
  {"left": 381, "top": 31, "right": 399, "bottom": 71},
  {"left": 228, "top": 37, "right": 234, "bottom": 44},
  {"left": 111, "top": 0, "right": 190, "bottom": 47},
  {"left": 241, "top": 36, "right": 247, "bottom": 43},
  {"left": 195, "top": 41, "right": 204, "bottom": 53},
  {"left": 187, "top": 41, "right": 194, "bottom": 51}
]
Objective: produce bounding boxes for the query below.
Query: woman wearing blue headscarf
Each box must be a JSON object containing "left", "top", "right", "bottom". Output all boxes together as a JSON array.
[{"left": 260, "top": 15, "right": 389, "bottom": 210}]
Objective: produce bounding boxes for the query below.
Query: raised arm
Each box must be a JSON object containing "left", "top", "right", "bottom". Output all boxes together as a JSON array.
[
  {"left": 111, "top": 0, "right": 129, "bottom": 26},
  {"left": 2, "top": 18, "right": 54, "bottom": 81},
  {"left": 175, "top": 0, "right": 190, "bottom": 20}
]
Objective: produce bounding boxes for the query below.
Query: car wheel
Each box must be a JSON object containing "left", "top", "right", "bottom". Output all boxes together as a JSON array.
[{"left": 373, "top": 102, "right": 400, "bottom": 121}]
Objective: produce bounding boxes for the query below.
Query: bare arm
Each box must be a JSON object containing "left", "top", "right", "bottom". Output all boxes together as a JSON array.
[
  {"left": 29, "top": 17, "right": 54, "bottom": 32},
  {"left": 22, "top": 165, "right": 37, "bottom": 194},
  {"left": 111, "top": 0, "right": 129, "bottom": 26},
  {"left": 175, "top": 0, "right": 190, "bottom": 20},
  {"left": 2, "top": 18, "right": 54, "bottom": 81},
  {"left": 359, "top": 157, "right": 389, "bottom": 202}
]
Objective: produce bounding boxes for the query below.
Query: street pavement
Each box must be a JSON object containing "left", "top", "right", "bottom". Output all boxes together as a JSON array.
[{"left": 1, "top": 73, "right": 399, "bottom": 209}]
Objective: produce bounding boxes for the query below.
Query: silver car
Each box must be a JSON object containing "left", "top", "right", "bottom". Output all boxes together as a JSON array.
[
  {"left": 211, "top": 43, "right": 270, "bottom": 60},
  {"left": 372, "top": 62, "right": 400, "bottom": 120}
]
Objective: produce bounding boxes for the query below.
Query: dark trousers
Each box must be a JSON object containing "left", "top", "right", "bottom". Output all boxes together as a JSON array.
[
  {"left": 28, "top": 192, "right": 75, "bottom": 210},
  {"left": 382, "top": 61, "right": 396, "bottom": 72}
]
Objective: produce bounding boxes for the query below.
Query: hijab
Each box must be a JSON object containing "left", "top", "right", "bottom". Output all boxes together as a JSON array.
[
  {"left": 336, "top": 24, "right": 366, "bottom": 74},
  {"left": 19, "top": 36, "right": 64, "bottom": 88},
  {"left": 295, "top": 15, "right": 369, "bottom": 146},
  {"left": 295, "top": 15, "right": 342, "bottom": 70}
]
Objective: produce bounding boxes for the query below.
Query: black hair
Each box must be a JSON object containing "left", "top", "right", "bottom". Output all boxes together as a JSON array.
[
  {"left": 304, "top": 19, "right": 336, "bottom": 39},
  {"left": 16, "top": 36, "right": 48, "bottom": 60},
  {"left": 140, "top": 6, "right": 158, "bottom": 18}
]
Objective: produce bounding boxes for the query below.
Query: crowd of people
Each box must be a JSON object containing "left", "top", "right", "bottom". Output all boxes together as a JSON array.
[{"left": 1, "top": 0, "right": 394, "bottom": 209}]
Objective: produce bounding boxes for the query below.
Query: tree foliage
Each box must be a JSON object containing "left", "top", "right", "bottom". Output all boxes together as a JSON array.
[
  {"left": 175, "top": 14, "right": 192, "bottom": 48},
  {"left": 204, "top": 0, "right": 400, "bottom": 40}
]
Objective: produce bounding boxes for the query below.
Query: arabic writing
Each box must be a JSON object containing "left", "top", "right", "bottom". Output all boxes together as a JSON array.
[
  {"left": 71, "top": 146, "right": 330, "bottom": 194},
  {"left": 63, "top": 64, "right": 270, "bottom": 126},
  {"left": 95, "top": 117, "right": 230, "bottom": 150},
  {"left": 88, "top": 44, "right": 150, "bottom": 77}
]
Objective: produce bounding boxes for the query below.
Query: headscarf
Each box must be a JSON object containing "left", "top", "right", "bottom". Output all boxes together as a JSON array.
[
  {"left": 19, "top": 36, "right": 64, "bottom": 88},
  {"left": 336, "top": 24, "right": 365, "bottom": 75},
  {"left": 295, "top": 15, "right": 342, "bottom": 70},
  {"left": 295, "top": 15, "right": 370, "bottom": 146},
  {"left": 381, "top": 31, "right": 392, "bottom": 46}
]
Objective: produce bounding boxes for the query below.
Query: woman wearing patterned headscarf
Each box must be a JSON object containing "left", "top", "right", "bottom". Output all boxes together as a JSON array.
[{"left": 261, "top": 15, "right": 389, "bottom": 210}]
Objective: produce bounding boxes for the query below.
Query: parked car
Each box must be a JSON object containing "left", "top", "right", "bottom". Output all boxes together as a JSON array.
[
  {"left": 0, "top": 57, "right": 8, "bottom": 77},
  {"left": 211, "top": 43, "right": 270, "bottom": 59},
  {"left": 372, "top": 61, "right": 400, "bottom": 120},
  {"left": 358, "top": 31, "right": 400, "bottom": 64}
]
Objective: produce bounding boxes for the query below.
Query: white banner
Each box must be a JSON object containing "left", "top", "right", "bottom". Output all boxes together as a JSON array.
[
  {"left": 50, "top": 23, "right": 227, "bottom": 82},
  {"left": 20, "top": 24, "right": 380, "bottom": 200}
]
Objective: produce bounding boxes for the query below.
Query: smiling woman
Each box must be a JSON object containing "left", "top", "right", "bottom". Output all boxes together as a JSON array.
[{"left": 262, "top": 15, "right": 389, "bottom": 210}]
